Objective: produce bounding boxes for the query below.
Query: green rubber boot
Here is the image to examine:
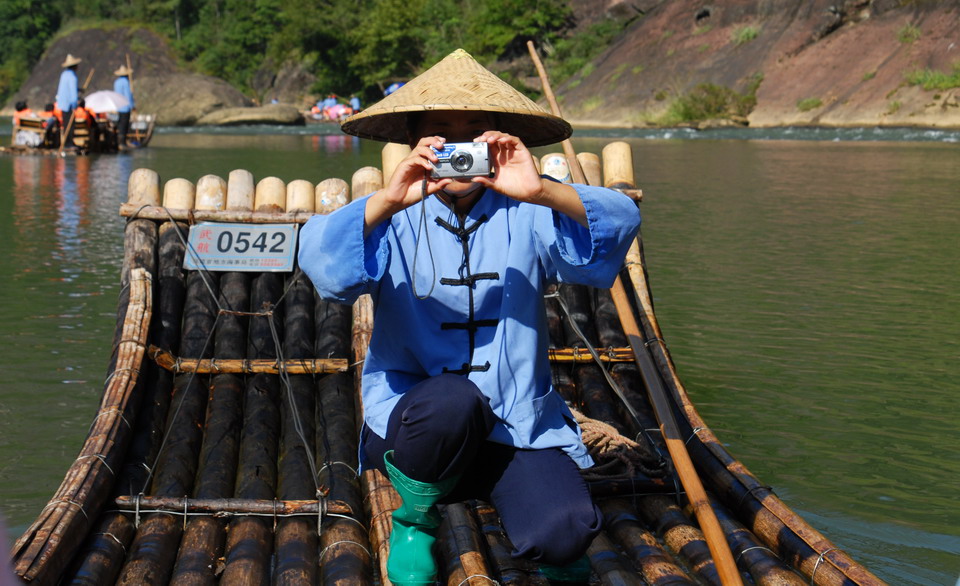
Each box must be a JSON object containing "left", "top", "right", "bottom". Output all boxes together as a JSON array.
[{"left": 384, "top": 451, "right": 459, "bottom": 585}]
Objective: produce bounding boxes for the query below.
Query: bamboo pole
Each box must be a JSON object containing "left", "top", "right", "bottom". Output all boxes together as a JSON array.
[
  {"left": 599, "top": 499, "right": 694, "bottom": 585},
  {"left": 219, "top": 182, "right": 284, "bottom": 582},
  {"left": 585, "top": 532, "right": 644, "bottom": 585},
  {"left": 118, "top": 203, "right": 317, "bottom": 224},
  {"left": 115, "top": 178, "right": 220, "bottom": 585},
  {"left": 113, "top": 496, "right": 353, "bottom": 517},
  {"left": 527, "top": 40, "right": 742, "bottom": 586},
  {"left": 437, "top": 503, "right": 495, "bottom": 586},
  {"left": 62, "top": 172, "right": 189, "bottom": 585},
  {"left": 312, "top": 185, "right": 373, "bottom": 584},
  {"left": 169, "top": 174, "right": 248, "bottom": 584},
  {"left": 316, "top": 177, "right": 349, "bottom": 213},
  {"left": 274, "top": 186, "right": 319, "bottom": 582},
  {"left": 148, "top": 346, "right": 347, "bottom": 374}
]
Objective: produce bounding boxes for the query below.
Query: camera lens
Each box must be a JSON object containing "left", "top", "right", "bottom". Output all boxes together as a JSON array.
[{"left": 451, "top": 151, "right": 473, "bottom": 173}]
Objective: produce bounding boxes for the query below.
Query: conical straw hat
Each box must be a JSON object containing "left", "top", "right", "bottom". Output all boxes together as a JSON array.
[
  {"left": 341, "top": 49, "right": 571, "bottom": 147},
  {"left": 114, "top": 65, "right": 133, "bottom": 76},
  {"left": 61, "top": 54, "right": 82, "bottom": 68}
]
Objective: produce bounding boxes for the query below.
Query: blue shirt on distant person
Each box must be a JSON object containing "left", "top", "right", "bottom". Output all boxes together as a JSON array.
[
  {"left": 113, "top": 76, "right": 134, "bottom": 113},
  {"left": 57, "top": 69, "right": 78, "bottom": 112}
]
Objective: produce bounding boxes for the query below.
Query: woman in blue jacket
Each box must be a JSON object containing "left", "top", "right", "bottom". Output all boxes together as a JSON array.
[{"left": 299, "top": 49, "right": 640, "bottom": 585}]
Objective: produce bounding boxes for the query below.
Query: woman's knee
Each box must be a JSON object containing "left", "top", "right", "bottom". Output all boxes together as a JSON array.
[
  {"left": 399, "top": 374, "right": 492, "bottom": 426},
  {"left": 506, "top": 501, "right": 601, "bottom": 566}
]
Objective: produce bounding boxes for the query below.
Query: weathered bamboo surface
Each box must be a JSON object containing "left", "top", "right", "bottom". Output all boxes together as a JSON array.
[{"left": 11, "top": 145, "right": 884, "bottom": 586}]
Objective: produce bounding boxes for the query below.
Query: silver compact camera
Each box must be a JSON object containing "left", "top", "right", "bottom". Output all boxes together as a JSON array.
[{"left": 430, "top": 142, "right": 492, "bottom": 179}]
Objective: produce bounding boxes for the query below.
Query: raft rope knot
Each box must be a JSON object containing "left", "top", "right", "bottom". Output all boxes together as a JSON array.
[
  {"left": 811, "top": 548, "right": 838, "bottom": 584},
  {"left": 685, "top": 427, "right": 705, "bottom": 445},
  {"left": 571, "top": 407, "right": 664, "bottom": 480}
]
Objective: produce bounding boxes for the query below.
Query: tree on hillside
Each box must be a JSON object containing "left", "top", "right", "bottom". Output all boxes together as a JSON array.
[{"left": 0, "top": 0, "right": 61, "bottom": 103}]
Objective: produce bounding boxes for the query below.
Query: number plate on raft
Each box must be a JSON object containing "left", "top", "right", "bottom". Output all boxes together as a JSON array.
[{"left": 183, "top": 222, "right": 299, "bottom": 272}]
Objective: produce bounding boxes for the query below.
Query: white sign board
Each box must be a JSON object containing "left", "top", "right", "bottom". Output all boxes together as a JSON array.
[{"left": 184, "top": 222, "right": 299, "bottom": 272}]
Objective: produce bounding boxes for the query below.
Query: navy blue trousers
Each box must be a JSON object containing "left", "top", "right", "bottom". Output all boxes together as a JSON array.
[{"left": 362, "top": 374, "right": 602, "bottom": 566}]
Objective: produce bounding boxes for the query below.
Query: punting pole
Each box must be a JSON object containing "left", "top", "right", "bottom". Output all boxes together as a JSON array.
[
  {"left": 115, "top": 177, "right": 218, "bottom": 585},
  {"left": 313, "top": 185, "right": 374, "bottom": 584},
  {"left": 274, "top": 180, "right": 319, "bottom": 584},
  {"left": 168, "top": 173, "right": 247, "bottom": 584},
  {"left": 219, "top": 174, "right": 286, "bottom": 583},
  {"left": 526, "top": 40, "right": 744, "bottom": 586}
]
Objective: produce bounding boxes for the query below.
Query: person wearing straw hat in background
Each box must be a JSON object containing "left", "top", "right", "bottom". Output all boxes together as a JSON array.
[
  {"left": 56, "top": 54, "right": 82, "bottom": 148},
  {"left": 299, "top": 48, "right": 640, "bottom": 585},
  {"left": 113, "top": 64, "right": 135, "bottom": 148}
]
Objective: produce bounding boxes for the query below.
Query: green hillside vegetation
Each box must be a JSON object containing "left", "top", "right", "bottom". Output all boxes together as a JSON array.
[{"left": 1, "top": 0, "right": 625, "bottom": 106}]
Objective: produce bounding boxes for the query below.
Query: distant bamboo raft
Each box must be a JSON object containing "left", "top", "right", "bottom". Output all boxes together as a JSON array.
[{"left": 10, "top": 142, "right": 885, "bottom": 586}]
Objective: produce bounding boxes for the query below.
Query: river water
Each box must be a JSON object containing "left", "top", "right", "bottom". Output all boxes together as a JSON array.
[{"left": 0, "top": 124, "right": 957, "bottom": 584}]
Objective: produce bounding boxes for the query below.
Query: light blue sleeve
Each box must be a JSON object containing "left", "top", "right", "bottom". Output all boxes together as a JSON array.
[
  {"left": 298, "top": 195, "right": 390, "bottom": 304},
  {"left": 534, "top": 183, "right": 640, "bottom": 287}
]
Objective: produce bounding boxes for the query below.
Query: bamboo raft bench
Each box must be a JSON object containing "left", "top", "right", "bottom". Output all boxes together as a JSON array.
[{"left": 10, "top": 141, "right": 886, "bottom": 585}]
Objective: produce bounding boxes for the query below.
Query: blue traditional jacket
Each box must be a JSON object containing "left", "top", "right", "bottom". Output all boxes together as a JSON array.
[
  {"left": 298, "top": 184, "right": 640, "bottom": 468},
  {"left": 56, "top": 69, "right": 78, "bottom": 111},
  {"left": 113, "top": 76, "right": 134, "bottom": 113}
]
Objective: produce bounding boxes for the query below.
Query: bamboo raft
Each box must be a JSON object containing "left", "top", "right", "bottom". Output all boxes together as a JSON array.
[{"left": 10, "top": 141, "right": 886, "bottom": 586}]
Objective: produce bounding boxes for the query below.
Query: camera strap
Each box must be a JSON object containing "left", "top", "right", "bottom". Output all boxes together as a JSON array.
[{"left": 412, "top": 174, "right": 437, "bottom": 300}]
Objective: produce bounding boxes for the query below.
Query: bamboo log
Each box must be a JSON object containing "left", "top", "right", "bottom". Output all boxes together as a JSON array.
[
  {"left": 540, "top": 152, "right": 571, "bottom": 183},
  {"left": 64, "top": 201, "right": 190, "bottom": 584},
  {"left": 227, "top": 169, "right": 255, "bottom": 211},
  {"left": 163, "top": 178, "right": 196, "bottom": 209},
  {"left": 195, "top": 174, "right": 226, "bottom": 211},
  {"left": 286, "top": 179, "right": 315, "bottom": 213},
  {"left": 710, "top": 502, "right": 805, "bottom": 586},
  {"left": 600, "top": 499, "right": 695, "bottom": 586},
  {"left": 637, "top": 495, "right": 723, "bottom": 585},
  {"left": 255, "top": 176, "right": 286, "bottom": 213},
  {"left": 316, "top": 178, "right": 349, "bottom": 213},
  {"left": 577, "top": 152, "right": 602, "bottom": 187},
  {"left": 602, "top": 142, "right": 643, "bottom": 201},
  {"left": 12, "top": 268, "right": 153, "bottom": 586},
  {"left": 382, "top": 143, "right": 411, "bottom": 186},
  {"left": 116, "top": 218, "right": 220, "bottom": 583},
  {"left": 437, "top": 503, "right": 495, "bottom": 586},
  {"left": 586, "top": 531, "right": 644, "bottom": 585},
  {"left": 118, "top": 204, "right": 317, "bottom": 224},
  {"left": 312, "top": 182, "right": 372, "bottom": 583},
  {"left": 219, "top": 262, "right": 284, "bottom": 583},
  {"left": 273, "top": 268, "right": 319, "bottom": 584},
  {"left": 170, "top": 224, "right": 250, "bottom": 584},
  {"left": 317, "top": 372, "right": 373, "bottom": 585}
]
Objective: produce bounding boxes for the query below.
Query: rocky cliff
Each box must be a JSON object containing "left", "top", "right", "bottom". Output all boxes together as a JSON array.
[
  {"left": 6, "top": 27, "right": 256, "bottom": 126},
  {"left": 559, "top": 0, "right": 960, "bottom": 128}
]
